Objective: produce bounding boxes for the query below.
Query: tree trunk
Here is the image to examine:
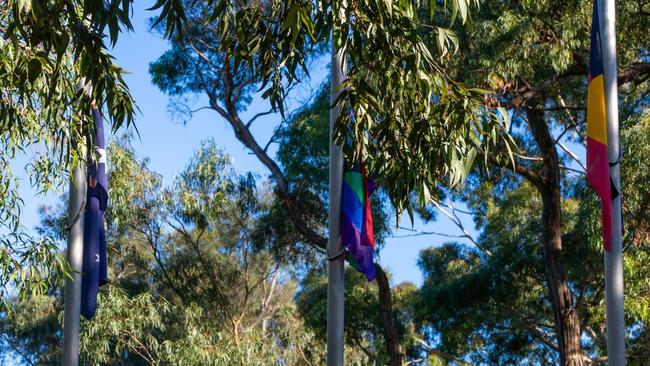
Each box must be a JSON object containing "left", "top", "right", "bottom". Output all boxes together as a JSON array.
[
  {"left": 216, "top": 68, "right": 405, "bottom": 364},
  {"left": 375, "top": 264, "right": 403, "bottom": 366},
  {"left": 526, "top": 108, "right": 585, "bottom": 366}
]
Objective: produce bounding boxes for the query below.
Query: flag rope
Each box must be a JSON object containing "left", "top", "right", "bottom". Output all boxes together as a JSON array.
[
  {"left": 66, "top": 188, "right": 87, "bottom": 230},
  {"left": 327, "top": 247, "right": 345, "bottom": 261},
  {"left": 608, "top": 151, "right": 622, "bottom": 166}
]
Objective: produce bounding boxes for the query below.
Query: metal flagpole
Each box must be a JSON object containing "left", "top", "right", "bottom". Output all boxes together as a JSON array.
[
  {"left": 328, "top": 17, "right": 346, "bottom": 366},
  {"left": 599, "top": 0, "right": 626, "bottom": 364},
  {"left": 61, "top": 147, "right": 85, "bottom": 366},
  {"left": 62, "top": 81, "right": 90, "bottom": 366}
]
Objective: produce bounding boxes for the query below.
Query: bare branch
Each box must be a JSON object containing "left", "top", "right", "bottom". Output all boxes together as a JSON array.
[
  {"left": 210, "top": 65, "right": 328, "bottom": 250},
  {"left": 557, "top": 141, "right": 586, "bottom": 173},
  {"left": 559, "top": 164, "right": 586, "bottom": 175},
  {"left": 432, "top": 200, "right": 493, "bottom": 256},
  {"left": 245, "top": 109, "right": 274, "bottom": 128},
  {"left": 189, "top": 106, "right": 212, "bottom": 114},
  {"left": 413, "top": 336, "right": 477, "bottom": 366},
  {"left": 527, "top": 323, "right": 560, "bottom": 351},
  {"left": 540, "top": 105, "right": 585, "bottom": 112},
  {"left": 437, "top": 202, "right": 483, "bottom": 216},
  {"left": 516, "top": 153, "right": 544, "bottom": 161},
  {"left": 392, "top": 227, "right": 471, "bottom": 240}
]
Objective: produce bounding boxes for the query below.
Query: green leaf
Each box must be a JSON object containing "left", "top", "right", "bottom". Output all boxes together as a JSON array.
[{"left": 27, "top": 58, "right": 42, "bottom": 83}]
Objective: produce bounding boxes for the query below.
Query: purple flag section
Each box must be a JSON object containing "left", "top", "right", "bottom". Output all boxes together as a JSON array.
[
  {"left": 81, "top": 108, "right": 108, "bottom": 320},
  {"left": 341, "top": 162, "right": 376, "bottom": 281}
]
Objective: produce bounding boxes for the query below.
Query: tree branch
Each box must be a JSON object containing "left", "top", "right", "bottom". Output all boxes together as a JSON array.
[
  {"left": 431, "top": 200, "right": 493, "bottom": 256},
  {"left": 490, "top": 154, "right": 546, "bottom": 188},
  {"left": 557, "top": 141, "right": 586, "bottom": 173},
  {"left": 413, "top": 336, "right": 476, "bottom": 366},
  {"left": 211, "top": 66, "right": 327, "bottom": 250},
  {"left": 245, "top": 109, "right": 274, "bottom": 128},
  {"left": 502, "top": 62, "right": 650, "bottom": 108}
]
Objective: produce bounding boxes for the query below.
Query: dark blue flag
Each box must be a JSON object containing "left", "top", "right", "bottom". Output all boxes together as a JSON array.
[{"left": 81, "top": 107, "right": 109, "bottom": 320}]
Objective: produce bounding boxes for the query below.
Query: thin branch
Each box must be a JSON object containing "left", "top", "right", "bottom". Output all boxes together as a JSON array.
[
  {"left": 559, "top": 164, "right": 586, "bottom": 175},
  {"left": 557, "top": 141, "right": 586, "bottom": 172},
  {"left": 392, "top": 227, "right": 470, "bottom": 240},
  {"left": 186, "top": 37, "right": 221, "bottom": 74},
  {"left": 527, "top": 323, "right": 560, "bottom": 352},
  {"left": 540, "top": 105, "right": 585, "bottom": 112},
  {"left": 189, "top": 106, "right": 212, "bottom": 114},
  {"left": 490, "top": 155, "right": 545, "bottom": 188},
  {"left": 245, "top": 109, "right": 274, "bottom": 128},
  {"left": 354, "top": 338, "right": 378, "bottom": 362},
  {"left": 413, "top": 336, "right": 476, "bottom": 366},
  {"left": 262, "top": 134, "right": 278, "bottom": 154},
  {"left": 432, "top": 200, "right": 493, "bottom": 256},
  {"left": 516, "top": 153, "right": 543, "bottom": 161},
  {"left": 218, "top": 66, "right": 328, "bottom": 250},
  {"left": 0, "top": 334, "right": 36, "bottom": 366},
  {"left": 503, "top": 62, "right": 650, "bottom": 108},
  {"left": 437, "top": 202, "right": 483, "bottom": 216},
  {"left": 552, "top": 94, "right": 579, "bottom": 143}
]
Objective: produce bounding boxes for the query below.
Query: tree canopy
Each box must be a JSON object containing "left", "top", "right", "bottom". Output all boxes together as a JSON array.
[
  {"left": 0, "top": 0, "right": 137, "bottom": 304},
  {"left": 1, "top": 0, "right": 649, "bottom": 365},
  {"left": 415, "top": 0, "right": 650, "bottom": 363},
  {"left": 149, "top": 0, "right": 516, "bottom": 217}
]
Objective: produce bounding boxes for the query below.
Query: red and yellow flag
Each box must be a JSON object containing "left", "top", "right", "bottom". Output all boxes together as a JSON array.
[{"left": 586, "top": 1, "right": 613, "bottom": 251}]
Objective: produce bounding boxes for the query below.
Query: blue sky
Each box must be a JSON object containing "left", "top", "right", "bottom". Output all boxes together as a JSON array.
[{"left": 16, "top": 1, "right": 483, "bottom": 287}]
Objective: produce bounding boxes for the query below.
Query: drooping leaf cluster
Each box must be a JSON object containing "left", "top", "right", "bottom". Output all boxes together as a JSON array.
[
  {"left": 147, "top": 0, "right": 517, "bottom": 223},
  {"left": 0, "top": 0, "right": 137, "bottom": 307}
]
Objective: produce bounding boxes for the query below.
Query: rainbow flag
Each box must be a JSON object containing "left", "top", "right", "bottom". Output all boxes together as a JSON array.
[
  {"left": 341, "top": 161, "right": 376, "bottom": 281},
  {"left": 586, "top": 1, "right": 613, "bottom": 251}
]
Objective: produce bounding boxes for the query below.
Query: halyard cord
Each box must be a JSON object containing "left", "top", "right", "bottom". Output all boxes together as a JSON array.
[
  {"left": 608, "top": 150, "right": 622, "bottom": 166},
  {"left": 66, "top": 186, "right": 86, "bottom": 231},
  {"left": 327, "top": 247, "right": 345, "bottom": 261}
]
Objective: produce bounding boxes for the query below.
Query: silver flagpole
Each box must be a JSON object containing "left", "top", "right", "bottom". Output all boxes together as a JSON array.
[
  {"left": 61, "top": 148, "right": 85, "bottom": 366},
  {"left": 599, "top": 0, "right": 626, "bottom": 364},
  {"left": 62, "top": 81, "right": 91, "bottom": 366},
  {"left": 328, "top": 12, "right": 346, "bottom": 366}
]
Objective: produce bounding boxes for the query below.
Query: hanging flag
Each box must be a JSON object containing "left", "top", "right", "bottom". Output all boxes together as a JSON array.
[
  {"left": 341, "top": 161, "right": 376, "bottom": 281},
  {"left": 586, "top": 1, "right": 613, "bottom": 251},
  {"left": 81, "top": 107, "right": 109, "bottom": 320}
]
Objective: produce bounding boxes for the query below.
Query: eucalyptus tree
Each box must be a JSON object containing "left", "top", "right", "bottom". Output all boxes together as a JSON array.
[
  {"left": 417, "top": 1, "right": 650, "bottom": 364},
  {"left": 2, "top": 138, "right": 326, "bottom": 365},
  {"left": 296, "top": 266, "right": 425, "bottom": 364},
  {"left": 150, "top": 0, "right": 514, "bottom": 214},
  {"left": 415, "top": 117, "right": 650, "bottom": 364},
  {"left": 148, "top": 2, "right": 513, "bottom": 363},
  {"left": 81, "top": 139, "right": 322, "bottom": 365},
  {"left": 0, "top": 0, "right": 136, "bottom": 304}
]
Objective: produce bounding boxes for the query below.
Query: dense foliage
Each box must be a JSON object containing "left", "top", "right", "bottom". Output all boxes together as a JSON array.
[
  {"left": 149, "top": 0, "right": 516, "bottom": 218},
  {"left": 2, "top": 140, "right": 328, "bottom": 365},
  {"left": 0, "top": 0, "right": 136, "bottom": 306},
  {"left": 1, "top": 0, "right": 649, "bottom": 365},
  {"left": 415, "top": 0, "right": 650, "bottom": 364},
  {"left": 415, "top": 117, "right": 650, "bottom": 364}
]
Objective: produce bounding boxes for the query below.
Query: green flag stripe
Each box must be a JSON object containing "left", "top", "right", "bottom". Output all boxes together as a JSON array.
[
  {"left": 343, "top": 172, "right": 364, "bottom": 203},
  {"left": 345, "top": 251, "right": 361, "bottom": 271}
]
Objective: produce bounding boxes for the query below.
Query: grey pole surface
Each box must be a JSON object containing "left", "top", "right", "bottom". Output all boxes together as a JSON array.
[
  {"left": 61, "top": 147, "right": 86, "bottom": 366},
  {"left": 327, "top": 25, "right": 346, "bottom": 366},
  {"left": 599, "top": 0, "right": 626, "bottom": 364},
  {"left": 62, "top": 80, "right": 92, "bottom": 366}
]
